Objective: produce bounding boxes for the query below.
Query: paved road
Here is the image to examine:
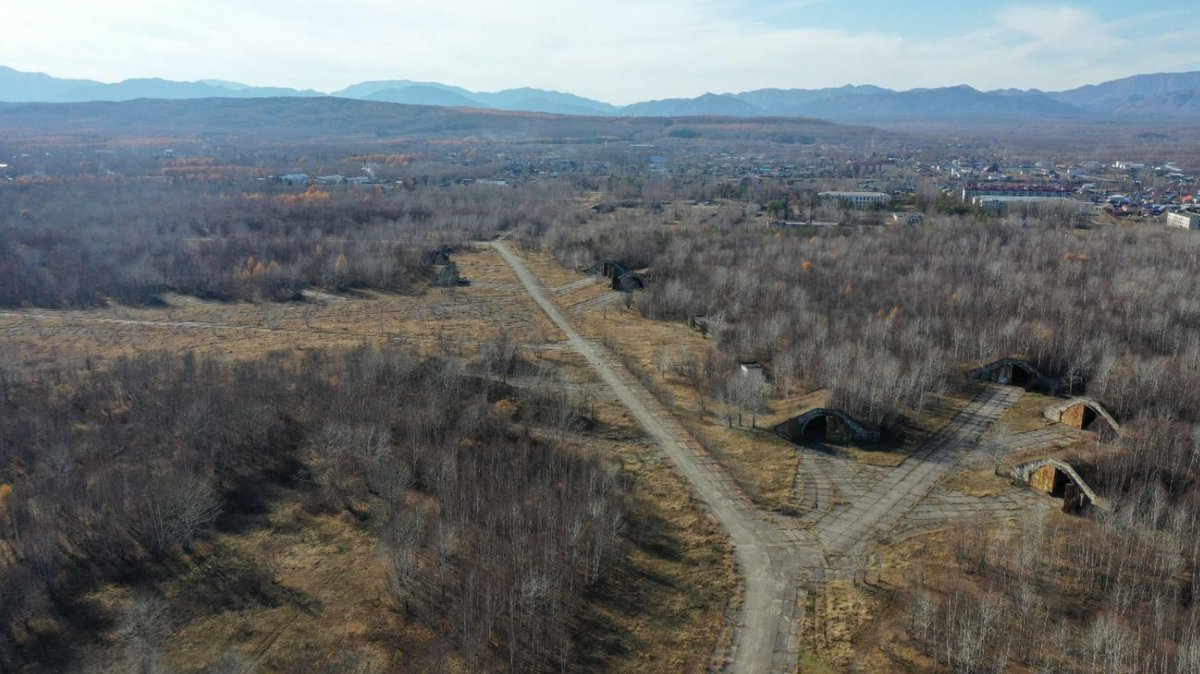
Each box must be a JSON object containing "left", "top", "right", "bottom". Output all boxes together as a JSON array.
[
  {"left": 491, "top": 241, "right": 802, "bottom": 673},
  {"left": 815, "top": 385, "right": 1023, "bottom": 554}
]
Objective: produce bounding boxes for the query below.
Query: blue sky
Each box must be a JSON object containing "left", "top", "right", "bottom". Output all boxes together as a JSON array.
[
  {"left": 734, "top": 0, "right": 1184, "bottom": 37},
  {"left": 3, "top": 1, "right": 1198, "bottom": 104}
]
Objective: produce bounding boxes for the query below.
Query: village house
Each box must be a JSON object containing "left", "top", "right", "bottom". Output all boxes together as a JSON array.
[
  {"left": 818, "top": 191, "right": 890, "bottom": 207},
  {"left": 1167, "top": 211, "right": 1200, "bottom": 231}
]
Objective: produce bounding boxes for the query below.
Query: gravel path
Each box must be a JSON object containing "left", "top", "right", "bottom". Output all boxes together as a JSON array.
[
  {"left": 491, "top": 240, "right": 1047, "bottom": 673},
  {"left": 491, "top": 241, "right": 809, "bottom": 673}
]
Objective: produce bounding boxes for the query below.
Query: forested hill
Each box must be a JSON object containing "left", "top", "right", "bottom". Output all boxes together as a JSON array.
[{"left": 0, "top": 97, "right": 852, "bottom": 144}]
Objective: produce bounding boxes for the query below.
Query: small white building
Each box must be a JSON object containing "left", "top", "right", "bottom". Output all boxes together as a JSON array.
[
  {"left": 971, "top": 196, "right": 1075, "bottom": 213},
  {"left": 739, "top": 363, "right": 764, "bottom": 377},
  {"left": 1167, "top": 211, "right": 1200, "bottom": 231},
  {"left": 818, "top": 191, "right": 891, "bottom": 207},
  {"left": 279, "top": 173, "right": 310, "bottom": 185}
]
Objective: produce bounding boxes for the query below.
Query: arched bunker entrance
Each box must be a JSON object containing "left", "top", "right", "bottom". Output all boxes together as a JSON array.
[
  {"left": 1008, "top": 363, "right": 1032, "bottom": 388},
  {"left": 1043, "top": 398, "right": 1120, "bottom": 436},
  {"left": 1063, "top": 403, "right": 1108, "bottom": 433},
  {"left": 774, "top": 408, "right": 881, "bottom": 446},
  {"left": 969, "top": 358, "right": 1059, "bottom": 392},
  {"left": 799, "top": 414, "right": 836, "bottom": 441},
  {"left": 1013, "top": 459, "right": 1105, "bottom": 514}
]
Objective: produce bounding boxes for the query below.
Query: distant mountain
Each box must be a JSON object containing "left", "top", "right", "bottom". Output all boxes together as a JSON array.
[
  {"left": 198, "top": 79, "right": 252, "bottom": 91},
  {"left": 648, "top": 71, "right": 1200, "bottom": 123},
  {"left": 1050, "top": 71, "right": 1200, "bottom": 109},
  {"left": 362, "top": 85, "right": 483, "bottom": 107},
  {"left": 0, "top": 97, "right": 861, "bottom": 147},
  {"left": 331, "top": 79, "right": 478, "bottom": 101},
  {"left": 1020, "top": 72, "right": 1200, "bottom": 121},
  {"left": 471, "top": 88, "right": 618, "bottom": 115},
  {"left": 0, "top": 69, "right": 321, "bottom": 102},
  {"left": 0, "top": 65, "right": 101, "bottom": 102},
  {"left": 6, "top": 65, "right": 1200, "bottom": 123},
  {"left": 55, "top": 78, "right": 234, "bottom": 102},
  {"left": 619, "top": 85, "right": 1082, "bottom": 122},
  {"left": 786, "top": 85, "right": 1084, "bottom": 122},
  {"left": 734, "top": 85, "right": 888, "bottom": 116},
  {"left": 623, "top": 93, "right": 765, "bottom": 117},
  {"left": 1101, "top": 88, "right": 1200, "bottom": 120},
  {"left": 333, "top": 81, "right": 617, "bottom": 115},
  {"left": 54, "top": 78, "right": 323, "bottom": 102}
]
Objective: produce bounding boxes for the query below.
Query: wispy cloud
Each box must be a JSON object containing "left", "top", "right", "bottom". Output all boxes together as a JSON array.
[{"left": 2, "top": 2, "right": 1198, "bottom": 103}]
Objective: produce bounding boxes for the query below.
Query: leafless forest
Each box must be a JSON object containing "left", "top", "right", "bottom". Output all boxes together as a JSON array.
[
  {"left": 0, "top": 179, "right": 573, "bottom": 306},
  {"left": 0, "top": 346, "right": 619, "bottom": 671},
  {"left": 540, "top": 214, "right": 1200, "bottom": 426},
  {"left": 3, "top": 106, "right": 1200, "bottom": 672},
  {"left": 533, "top": 193, "right": 1200, "bottom": 672}
]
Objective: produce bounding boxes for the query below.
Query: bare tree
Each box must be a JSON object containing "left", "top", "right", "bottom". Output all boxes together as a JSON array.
[{"left": 116, "top": 595, "right": 170, "bottom": 674}]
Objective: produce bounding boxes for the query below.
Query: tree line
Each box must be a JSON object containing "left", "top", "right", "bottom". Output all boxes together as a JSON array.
[
  {"left": 0, "top": 178, "right": 575, "bottom": 307},
  {"left": 539, "top": 209, "right": 1200, "bottom": 430},
  {"left": 534, "top": 196, "right": 1200, "bottom": 672}
]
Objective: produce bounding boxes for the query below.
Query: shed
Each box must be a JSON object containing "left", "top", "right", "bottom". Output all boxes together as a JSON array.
[{"left": 739, "top": 362, "right": 764, "bottom": 377}]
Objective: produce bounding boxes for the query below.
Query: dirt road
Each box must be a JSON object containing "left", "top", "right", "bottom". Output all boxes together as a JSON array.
[
  {"left": 491, "top": 240, "right": 1038, "bottom": 673},
  {"left": 491, "top": 241, "right": 801, "bottom": 673}
]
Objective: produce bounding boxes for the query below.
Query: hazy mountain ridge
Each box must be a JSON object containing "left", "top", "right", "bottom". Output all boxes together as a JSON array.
[
  {"left": 3, "top": 65, "right": 1200, "bottom": 122},
  {"left": 622, "top": 93, "right": 763, "bottom": 117},
  {"left": 0, "top": 67, "right": 324, "bottom": 102},
  {"left": 361, "top": 85, "right": 483, "bottom": 108},
  {"left": 0, "top": 97, "right": 858, "bottom": 147}
]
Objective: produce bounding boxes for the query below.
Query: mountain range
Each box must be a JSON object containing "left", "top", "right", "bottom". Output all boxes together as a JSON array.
[{"left": 4, "top": 65, "right": 1200, "bottom": 124}]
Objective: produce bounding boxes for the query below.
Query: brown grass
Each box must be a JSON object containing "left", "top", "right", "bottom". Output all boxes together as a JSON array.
[
  {"left": 513, "top": 247, "right": 589, "bottom": 289},
  {"left": 578, "top": 436, "right": 736, "bottom": 672},
  {"left": 985, "top": 390, "right": 1059, "bottom": 436},
  {"left": 0, "top": 247, "right": 562, "bottom": 372},
  {"left": 942, "top": 467, "right": 1017, "bottom": 498},
  {"left": 799, "top": 580, "right": 883, "bottom": 672},
  {"left": 16, "top": 243, "right": 733, "bottom": 672},
  {"left": 553, "top": 363, "right": 736, "bottom": 671},
  {"left": 162, "top": 508, "right": 401, "bottom": 672},
  {"left": 567, "top": 302, "right": 798, "bottom": 511}
]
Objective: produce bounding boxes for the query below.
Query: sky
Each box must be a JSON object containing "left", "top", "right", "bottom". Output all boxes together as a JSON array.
[{"left": 3, "top": 1, "right": 1199, "bottom": 104}]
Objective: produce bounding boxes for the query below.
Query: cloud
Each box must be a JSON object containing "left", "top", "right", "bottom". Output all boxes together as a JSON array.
[
  {"left": 996, "top": 5, "right": 1115, "bottom": 51},
  {"left": 1, "top": 1, "right": 1198, "bottom": 103}
]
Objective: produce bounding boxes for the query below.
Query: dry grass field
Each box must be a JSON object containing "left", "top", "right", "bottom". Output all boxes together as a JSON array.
[
  {"left": 799, "top": 579, "right": 884, "bottom": 672},
  {"left": 564, "top": 292, "right": 801, "bottom": 512},
  {"left": 5, "top": 243, "right": 735, "bottom": 672},
  {"left": 986, "top": 390, "right": 1059, "bottom": 435},
  {"left": 0, "top": 247, "right": 562, "bottom": 373}
]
